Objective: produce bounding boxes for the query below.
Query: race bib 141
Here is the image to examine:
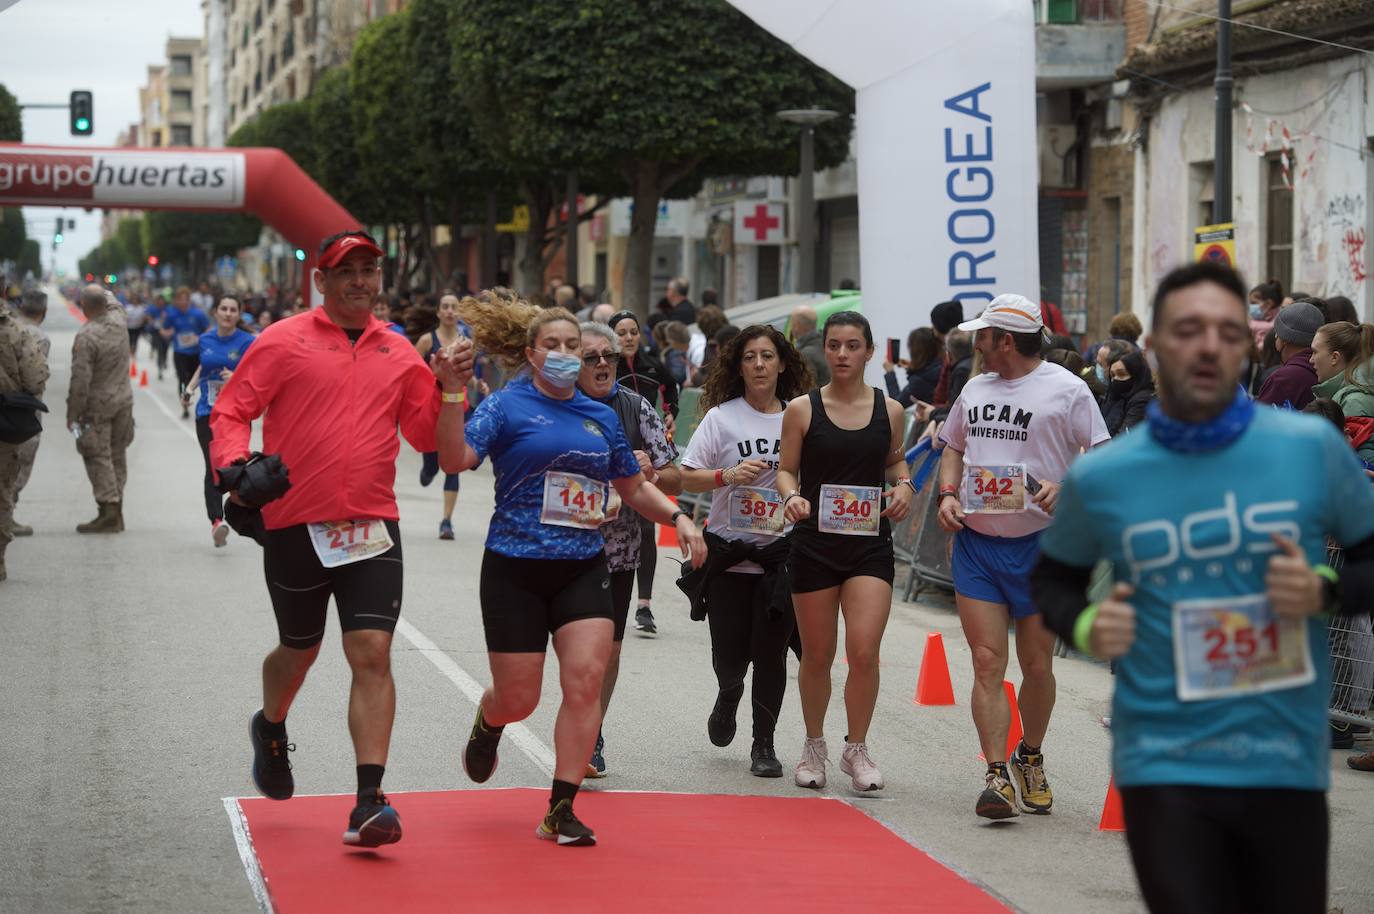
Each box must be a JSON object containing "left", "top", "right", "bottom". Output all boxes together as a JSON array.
[{"left": 540, "top": 471, "right": 607, "bottom": 530}]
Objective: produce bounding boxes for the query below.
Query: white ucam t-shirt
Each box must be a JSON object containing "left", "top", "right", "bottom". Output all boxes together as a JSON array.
[
  {"left": 939, "top": 360, "right": 1110, "bottom": 538},
  {"left": 682, "top": 396, "right": 792, "bottom": 574}
]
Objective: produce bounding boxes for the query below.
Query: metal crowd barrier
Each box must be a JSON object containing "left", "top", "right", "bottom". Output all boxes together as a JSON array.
[{"left": 1327, "top": 544, "right": 1374, "bottom": 727}]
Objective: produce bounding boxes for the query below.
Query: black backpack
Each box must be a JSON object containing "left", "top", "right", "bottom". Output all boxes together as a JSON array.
[{"left": 0, "top": 392, "right": 47, "bottom": 444}]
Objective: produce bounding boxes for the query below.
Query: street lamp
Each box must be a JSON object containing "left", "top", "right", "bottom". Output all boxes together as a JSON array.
[{"left": 777, "top": 108, "right": 839, "bottom": 294}]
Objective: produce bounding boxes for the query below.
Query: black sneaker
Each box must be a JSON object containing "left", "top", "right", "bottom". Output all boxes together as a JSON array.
[
  {"left": 343, "top": 790, "right": 402, "bottom": 847},
  {"left": 536, "top": 799, "right": 596, "bottom": 846},
  {"left": 1332, "top": 721, "right": 1356, "bottom": 750},
  {"left": 586, "top": 731, "right": 607, "bottom": 779},
  {"left": 707, "top": 687, "right": 742, "bottom": 747},
  {"left": 634, "top": 606, "right": 657, "bottom": 634},
  {"left": 462, "top": 706, "right": 502, "bottom": 783},
  {"left": 249, "top": 710, "right": 295, "bottom": 800},
  {"left": 750, "top": 740, "right": 783, "bottom": 778}
]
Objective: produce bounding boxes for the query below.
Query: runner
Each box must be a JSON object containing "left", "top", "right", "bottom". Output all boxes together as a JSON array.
[
  {"left": 610, "top": 309, "right": 680, "bottom": 635},
  {"left": 446, "top": 290, "right": 706, "bottom": 846},
  {"left": 160, "top": 286, "right": 210, "bottom": 418},
  {"left": 681, "top": 325, "right": 812, "bottom": 777},
  {"left": 181, "top": 296, "right": 256, "bottom": 548},
  {"left": 1032, "top": 262, "right": 1374, "bottom": 914},
  {"left": 211, "top": 230, "right": 473, "bottom": 848},
  {"left": 775, "top": 310, "right": 913, "bottom": 792},
  {"left": 144, "top": 294, "right": 170, "bottom": 380},
  {"left": 415, "top": 291, "right": 485, "bottom": 540},
  {"left": 123, "top": 294, "right": 147, "bottom": 360},
  {"left": 574, "top": 320, "right": 681, "bottom": 778},
  {"left": 936, "top": 294, "right": 1109, "bottom": 819}
]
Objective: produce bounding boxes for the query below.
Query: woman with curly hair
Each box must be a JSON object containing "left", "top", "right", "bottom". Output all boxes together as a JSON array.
[
  {"left": 679, "top": 325, "right": 812, "bottom": 777},
  {"left": 442, "top": 289, "right": 708, "bottom": 847}
]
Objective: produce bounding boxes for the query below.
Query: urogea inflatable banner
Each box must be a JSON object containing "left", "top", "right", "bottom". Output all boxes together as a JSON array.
[
  {"left": 725, "top": 1, "right": 1039, "bottom": 379},
  {"left": 0, "top": 143, "right": 363, "bottom": 304}
]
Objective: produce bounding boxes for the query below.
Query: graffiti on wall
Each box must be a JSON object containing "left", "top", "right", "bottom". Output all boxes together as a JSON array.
[{"left": 1327, "top": 194, "right": 1367, "bottom": 292}]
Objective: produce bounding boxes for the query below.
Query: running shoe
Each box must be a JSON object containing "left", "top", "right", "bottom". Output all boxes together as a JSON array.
[
  {"left": 212, "top": 519, "right": 230, "bottom": 548},
  {"left": 1010, "top": 743, "right": 1053, "bottom": 814},
  {"left": 438, "top": 519, "right": 455, "bottom": 540},
  {"left": 249, "top": 710, "right": 294, "bottom": 800},
  {"left": 750, "top": 739, "right": 783, "bottom": 778},
  {"left": 462, "top": 706, "right": 502, "bottom": 783},
  {"left": 420, "top": 465, "right": 437, "bottom": 487},
  {"left": 840, "top": 740, "right": 885, "bottom": 792},
  {"left": 976, "top": 766, "right": 1019, "bottom": 820},
  {"left": 794, "top": 736, "right": 828, "bottom": 789},
  {"left": 586, "top": 731, "right": 607, "bottom": 779},
  {"left": 1332, "top": 720, "right": 1356, "bottom": 750},
  {"left": 707, "top": 687, "right": 741, "bottom": 747},
  {"left": 343, "top": 790, "right": 403, "bottom": 847},
  {"left": 634, "top": 606, "right": 657, "bottom": 634},
  {"left": 536, "top": 799, "right": 596, "bottom": 846}
]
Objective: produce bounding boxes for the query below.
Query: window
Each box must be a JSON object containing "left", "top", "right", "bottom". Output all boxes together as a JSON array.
[
  {"left": 281, "top": 29, "right": 294, "bottom": 62},
  {"left": 1265, "top": 154, "right": 1294, "bottom": 294},
  {"left": 171, "top": 90, "right": 193, "bottom": 112},
  {"left": 254, "top": 4, "right": 262, "bottom": 29},
  {"left": 241, "top": 86, "right": 249, "bottom": 107},
  {"left": 230, "top": 103, "right": 237, "bottom": 122},
  {"left": 171, "top": 125, "right": 193, "bottom": 146},
  {"left": 254, "top": 70, "right": 262, "bottom": 94},
  {"left": 170, "top": 55, "right": 193, "bottom": 77},
  {"left": 267, "top": 54, "right": 276, "bottom": 79}
]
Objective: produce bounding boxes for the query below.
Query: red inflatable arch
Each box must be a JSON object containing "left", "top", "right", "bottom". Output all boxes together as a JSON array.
[{"left": 0, "top": 143, "right": 362, "bottom": 304}]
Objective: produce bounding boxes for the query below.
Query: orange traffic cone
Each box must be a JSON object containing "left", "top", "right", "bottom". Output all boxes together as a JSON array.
[
  {"left": 913, "top": 632, "right": 956, "bottom": 705},
  {"left": 657, "top": 496, "right": 680, "bottom": 548},
  {"left": 1003, "top": 680, "right": 1024, "bottom": 759},
  {"left": 1098, "top": 777, "right": 1126, "bottom": 832},
  {"left": 129, "top": 361, "right": 138, "bottom": 377},
  {"left": 139, "top": 370, "right": 149, "bottom": 388}
]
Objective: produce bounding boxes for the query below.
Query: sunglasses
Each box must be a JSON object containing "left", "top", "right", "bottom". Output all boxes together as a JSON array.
[{"left": 582, "top": 351, "right": 621, "bottom": 367}]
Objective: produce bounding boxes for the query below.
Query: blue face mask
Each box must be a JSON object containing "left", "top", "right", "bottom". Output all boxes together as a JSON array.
[
  {"left": 538, "top": 350, "right": 583, "bottom": 388},
  {"left": 1094, "top": 363, "right": 1107, "bottom": 384},
  {"left": 1249, "top": 304, "right": 1264, "bottom": 320}
]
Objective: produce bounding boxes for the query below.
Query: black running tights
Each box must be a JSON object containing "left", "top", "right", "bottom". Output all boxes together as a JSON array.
[
  {"left": 1121, "top": 784, "right": 1327, "bottom": 914},
  {"left": 195, "top": 416, "right": 224, "bottom": 523},
  {"left": 636, "top": 515, "right": 656, "bottom": 603},
  {"left": 705, "top": 570, "right": 795, "bottom": 742}
]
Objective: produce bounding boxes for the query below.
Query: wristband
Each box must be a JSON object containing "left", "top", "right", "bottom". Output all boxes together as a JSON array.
[
  {"left": 441, "top": 390, "right": 467, "bottom": 405},
  {"left": 894, "top": 476, "right": 914, "bottom": 494},
  {"left": 1315, "top": 563, "right": 1341, "bottom": 615},
  {"left": 1073, "top": 603, "right": 1101, "bottom": 655},
  {"left": 670, "top": 509, "right": 689, "bottom": 526},
  {"left": 782, "top": 491, "right": 802, "bottom": 506},
  {"left": 939, "top": 485, "right": 958, "bottom": 498},
  {"left": 714, "top": 468, "right": 725, "bottom": 487}
]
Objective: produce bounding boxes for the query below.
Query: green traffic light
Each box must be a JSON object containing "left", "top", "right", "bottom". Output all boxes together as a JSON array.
[
  {"left": 294, "top": 249, "right": 306, "bottom": 262},
  {"left": 54, "top": 233, "right": 64, "bottom": 244},
  {"left": 74, "top": 118, "right": 89, "bottom": 131}
]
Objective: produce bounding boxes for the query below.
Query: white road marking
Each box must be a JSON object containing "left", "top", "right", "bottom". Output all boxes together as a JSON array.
[{"left": 221, "top": 797, "right": 275, "bottom": 914}]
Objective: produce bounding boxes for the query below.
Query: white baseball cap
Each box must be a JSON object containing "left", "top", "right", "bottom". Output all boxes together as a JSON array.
[{"left": 957, "top": 294, "right": 1043, "bottom": 334}]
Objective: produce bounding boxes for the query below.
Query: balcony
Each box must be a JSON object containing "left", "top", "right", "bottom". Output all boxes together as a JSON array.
[{"left": 1035, "top": 0, "right": 1125, "bottom": 89}]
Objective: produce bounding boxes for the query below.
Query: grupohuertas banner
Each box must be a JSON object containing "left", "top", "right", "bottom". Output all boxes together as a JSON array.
[{"left": 725, "top": 0, "right": 1040, "bottom": 383}]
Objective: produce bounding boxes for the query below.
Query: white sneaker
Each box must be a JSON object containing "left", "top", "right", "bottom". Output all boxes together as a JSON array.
[
  {"left": 212, "top": 519, "right": 230, "bottom": 548},
  {"left": 840, "top": 740, "right": 885, "bottom": 792},
  {"left": 794, "top": 736, "right": 828, "bottom": 789}
]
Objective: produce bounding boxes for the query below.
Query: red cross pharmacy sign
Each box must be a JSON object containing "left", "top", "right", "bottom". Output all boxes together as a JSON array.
[{"left": 735, "top": 202, "right": 784, "bottom": 245}]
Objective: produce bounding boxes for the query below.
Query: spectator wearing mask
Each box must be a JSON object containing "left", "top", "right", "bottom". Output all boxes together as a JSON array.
[
  {"left": 1257, "top": 301, "right": 1323, "bottom": 410},
  {"left": 1248, "top": 278, "right": 1284, "bottom": 349},
  {"left": 1310, "top": 321, "right": 1374, "bottom": 466},
  {"left": 1100, "top": 349, "right": 1155, "bottom": 437},
  {"left": 788, "top": 303, "right": 829, "bottom": 387},
  {"left": 928, "top": 300, "right": 964, "bottom": 406},
  {"left": 1092, "top": 339, "right": 1133, "bottom": 394},
  {"left": 883, "top": 327, "right": 942, "bottom": 408},
  {"left": 1108, "top": 312, "right": 1143, "bottom": 350}
]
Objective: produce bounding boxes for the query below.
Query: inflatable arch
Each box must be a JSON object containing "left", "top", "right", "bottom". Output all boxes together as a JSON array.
[
  {"left": 0, "top": 143, "right": 361, "bottom": 305},
  {"left": 726, "top": 0, "right": 1040, "bottom": 377}
]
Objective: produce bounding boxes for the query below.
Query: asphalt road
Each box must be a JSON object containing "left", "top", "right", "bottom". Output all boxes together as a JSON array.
[{"left": 4, "top": 293, "right": 1373, "bottom": 913}]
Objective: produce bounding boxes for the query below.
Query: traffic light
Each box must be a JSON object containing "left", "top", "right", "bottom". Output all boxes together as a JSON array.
[
  {"left": 85, "top": 273, "right": 94, "bottom": 282},
  {"left": 294, "top": 248, "right": 306, "bottom": 262},
  {"left": 70, "top": 90, "right": 93, "bottom": 136},
  {"left": 54, "top": 230, "right": 64, "bottom": 245},
  {"left": 147, "top": 255, "right": 159, "bottom": 266},
  {"left": 106, "top": 274, "right": 117, "bottom": 284}
]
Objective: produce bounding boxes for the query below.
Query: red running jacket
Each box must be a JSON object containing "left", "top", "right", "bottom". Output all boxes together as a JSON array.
[{"left": 210, "top": 308, "right": 441, "bottom": 529}]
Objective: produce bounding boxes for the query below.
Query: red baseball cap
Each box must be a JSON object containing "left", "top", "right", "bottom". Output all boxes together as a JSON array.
[{"left": 318, "top": 231, "right": 383, "bottom": 268}]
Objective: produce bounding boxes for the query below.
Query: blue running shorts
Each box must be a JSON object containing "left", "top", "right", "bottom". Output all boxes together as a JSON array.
[{"left": 951, "top": 526, "right": 1043, "bottom": 619}]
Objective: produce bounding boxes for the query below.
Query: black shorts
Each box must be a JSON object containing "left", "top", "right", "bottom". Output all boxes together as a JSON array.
[
  {"left": 787, "top": 527, "right": 895, "bottom": 594},
  {"left": 609, "top": 569, "right": 635, "bottom": 642},
  {"left": 262, "top": 520, "right": 403, "bottom": 649},
  {"left": 479, "top": 550, "right": 614, "bottom": 653}
]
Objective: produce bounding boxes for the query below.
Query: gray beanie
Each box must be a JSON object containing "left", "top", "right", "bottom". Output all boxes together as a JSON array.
[{"left": 1273, "top": 301, "right": 1323, "bottom": 347}]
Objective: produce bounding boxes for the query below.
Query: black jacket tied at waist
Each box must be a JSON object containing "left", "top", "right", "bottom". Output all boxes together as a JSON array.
[{"left": 677, "top": 530, "right": 794, "bottom": 622}]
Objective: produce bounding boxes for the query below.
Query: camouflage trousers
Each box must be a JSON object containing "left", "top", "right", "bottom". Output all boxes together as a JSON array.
[
  {"left": 13, "top": 433, "right": 38, "bottom": 507},
  {"left": 0, "top": 442, "right": 18, "bottom": 548},
  {"left": 76, "top": 406, "right": 135, "bottom": 505}
]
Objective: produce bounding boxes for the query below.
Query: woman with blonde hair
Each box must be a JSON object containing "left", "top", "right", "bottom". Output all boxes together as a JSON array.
[
  {"left": 442, "top": 289, "right": 707, "bottom": 846},
  {"left": 1310, "top": 321, "right": 1374, "bottom": 465}
]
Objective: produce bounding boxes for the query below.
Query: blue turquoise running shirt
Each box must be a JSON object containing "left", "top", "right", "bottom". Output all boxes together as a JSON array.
[
  {"left": 196, "top": 328, "right": 257, "bottom": 419},
  {"left": 1041, "top": 407, "right": 1374, "bottom": 790},
  {"left": 465, "top": 374, "right": 641, "bottom": 559},
  {"left": 163, "top": 307, "right": 211, "bottom": 354}
]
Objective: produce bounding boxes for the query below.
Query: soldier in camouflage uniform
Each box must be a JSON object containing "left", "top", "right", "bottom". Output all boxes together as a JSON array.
[
  {"left": 67, "top": 285, "right": 134, "bottom": 534},
  {"left": 10, "top": 289, "right": 51, "bottom": 536},
  {"left": 0, "top": 294, "right": 51, "bottom": 580}
]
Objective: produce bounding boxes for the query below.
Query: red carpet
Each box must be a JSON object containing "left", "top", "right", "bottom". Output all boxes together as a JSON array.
[{"left": 233, "top": 788, "right": 1012, "bottom": 914}]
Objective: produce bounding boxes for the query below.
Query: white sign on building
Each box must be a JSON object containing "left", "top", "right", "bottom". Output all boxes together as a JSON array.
[
  {"left": 608, "top": 199, "right": 693, "bottom": 237},
  {"left": 733, "top": 201, "right": 785, "bottom": 245}
]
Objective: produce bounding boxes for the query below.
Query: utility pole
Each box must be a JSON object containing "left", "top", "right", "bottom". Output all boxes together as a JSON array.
[
  {"left": 1214, "top": 0, "right": 1233, "bottom": 223},
  {"left": 777, "top": 108, "right": 838, "bottom": 294},
  {"left": 565, "top": 170, "right": 579, "bottom": 288}
]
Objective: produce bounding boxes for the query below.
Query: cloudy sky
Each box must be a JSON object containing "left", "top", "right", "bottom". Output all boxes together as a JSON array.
[{"left": 2, "top": 0, "right": 205, "bottom": 273}]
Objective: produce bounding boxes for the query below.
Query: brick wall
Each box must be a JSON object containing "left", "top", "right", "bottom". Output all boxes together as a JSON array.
[
  {"left": 1086, "top": 143, "right": 1135, "bottom": 342},
  {"left": 1125, "top": 0, "right": 1152, "bottom": 49}
]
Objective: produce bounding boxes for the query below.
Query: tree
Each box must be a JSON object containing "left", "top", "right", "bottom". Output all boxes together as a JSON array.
[
  {"left": 252, "top": 100, "right": 317, "bottom": 178},
  {"left": 451, "top": 0, "right": 853, "bottom": 313},
  {"left": 0, "top": 83, "right": 21, "bottom": 142},
  {"left": 0, "top": 208, "right": 25, "bottom": 262},
  {"left": 17, "top": 239, "right": 41, "bottom": 280},
  {"left": 116, "top": 219, "right": 144, "bottom": 268},
  {"left": 308, "top": 67, "right": 375, "bottom": 228}
]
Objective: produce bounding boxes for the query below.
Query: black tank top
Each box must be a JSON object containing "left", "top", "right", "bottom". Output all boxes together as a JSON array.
[{"left": 797, "top": 388, "right": 891, "bottom": 533}]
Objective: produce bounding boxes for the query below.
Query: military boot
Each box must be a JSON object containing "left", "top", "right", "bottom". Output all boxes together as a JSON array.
[
  {"left": 76, "top": 503, "right": 122, "bottom": 534},
  {"left": 10, "top": 521, "right": 32, "bottom": 537},
  {"left": 0, "top": 547, "right": 7, "bottom": 581},
  {"left": 114, "top": 502, "right": 124, "bottom": 532}
]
